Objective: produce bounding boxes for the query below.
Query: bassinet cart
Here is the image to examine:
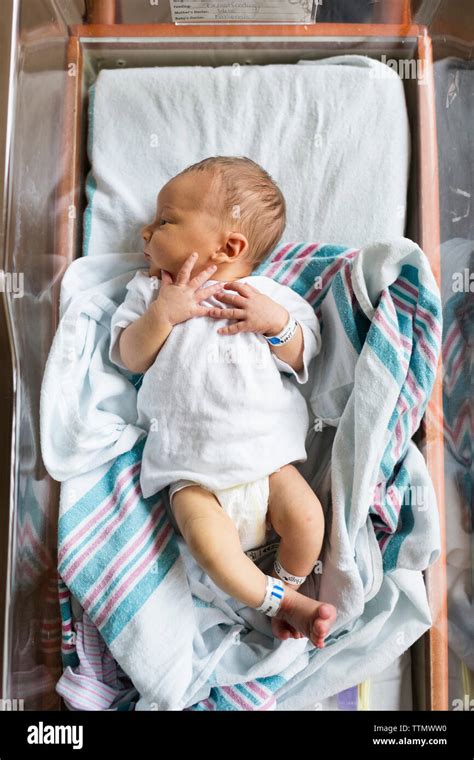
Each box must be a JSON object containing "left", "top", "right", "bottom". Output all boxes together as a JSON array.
[{"left": 0, "top": 0, "right": 449, "bottom": 711}]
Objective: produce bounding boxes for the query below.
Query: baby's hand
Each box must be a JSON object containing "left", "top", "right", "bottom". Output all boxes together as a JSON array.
[
  {"left": 151, "top": 252, "right": 224, "bottom": 327},
  {"left": 208, "top": 281, "right": 289, "bottom": 336}
]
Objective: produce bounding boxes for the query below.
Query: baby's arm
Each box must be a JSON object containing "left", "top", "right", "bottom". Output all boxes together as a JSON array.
[
  {"left": 264, "top": 318, "right": 305, "bottom": 373},
  {"left": 119, "top": 304, "right": 172, "bottom": 375},
  {"left": 265, "top": 281, "right": 321, "bottom": 384}
]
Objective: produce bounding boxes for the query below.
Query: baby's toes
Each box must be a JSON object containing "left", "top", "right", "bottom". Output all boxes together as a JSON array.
[
  {"left": 312, "top": 604, "right": 337, "bottom": 647},
  {"left": 271, "top": 618, "right": 290, "bottom": 639},
  {"left": 319, "top": 603, "right": 336, "bottom": 624},
  {"left": 271, "top": 617, "right": 303, "bottom": 640}
]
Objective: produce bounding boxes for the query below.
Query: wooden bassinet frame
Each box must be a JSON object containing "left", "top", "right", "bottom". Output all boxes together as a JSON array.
[{"left": 55, "top": 0, "right": 448, "bottom": 710}]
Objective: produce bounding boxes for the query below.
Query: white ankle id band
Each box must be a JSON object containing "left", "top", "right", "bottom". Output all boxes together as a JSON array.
[
  {"left": 255, "top": 575, "right": 285, "bottom": 617},
  {"left": 273, "top": 556, "right": 307, "bottom": 587}
]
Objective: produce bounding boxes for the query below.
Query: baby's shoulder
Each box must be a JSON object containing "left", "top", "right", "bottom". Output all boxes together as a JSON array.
[
  {"left": 244, "top": 275, "right": 296, "bottom": 299},
  {"left": 242, "top": 274, "right": 277, "bottom": 294},
  {"left": 244, "top": 275, "right": 316, "bottom": 318}
]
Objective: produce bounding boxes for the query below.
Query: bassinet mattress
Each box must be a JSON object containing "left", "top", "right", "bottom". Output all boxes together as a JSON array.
[{"left": 83, "top": 55, "right": 410, "bottom": 255}]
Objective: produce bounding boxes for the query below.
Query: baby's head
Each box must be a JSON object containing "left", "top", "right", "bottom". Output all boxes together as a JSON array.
[{"left": 141, "top": 156, "right": 286, "bottom": 281}]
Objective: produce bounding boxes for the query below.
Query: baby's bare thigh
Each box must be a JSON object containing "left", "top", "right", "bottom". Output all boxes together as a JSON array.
[
  {"left": 268, "top": 464, "right": 322, "bottom": 533},
  {"left": 171, "top": 485, "right": 225, "bottom": 541}
]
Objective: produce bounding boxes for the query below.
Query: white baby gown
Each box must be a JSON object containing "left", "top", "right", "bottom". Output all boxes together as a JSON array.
[{"left": 109, "top": 270, "right": 321, "bottom": 498}]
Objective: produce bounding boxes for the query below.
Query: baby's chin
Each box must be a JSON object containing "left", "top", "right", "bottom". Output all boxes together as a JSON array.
[
  {"left": 147, "top": 265, "right": 163, "bottom": 279},
  {"left": 149, "top": 267, "right": 177, "bottom": 283}
]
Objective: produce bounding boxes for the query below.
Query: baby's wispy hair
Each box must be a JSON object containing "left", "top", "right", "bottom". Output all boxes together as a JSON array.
[{"left": 177, "top": 155, "right": 286, "bottom": 266}]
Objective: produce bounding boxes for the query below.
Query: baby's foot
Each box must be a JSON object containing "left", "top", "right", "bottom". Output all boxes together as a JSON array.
[
  {"left": 269, "top": 571, "right": 305, "bottom": 640},
  {"left": 273, "top": 585, "right": 337, "bottom": 649},
  {"left": 271, "top": 617, "right": 305, "bottom": 640}
]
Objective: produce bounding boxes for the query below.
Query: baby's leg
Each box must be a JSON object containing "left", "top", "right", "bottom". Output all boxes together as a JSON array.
[
  {"left": 267, "top": 465, "right": 336, "bottom": 646},
  {"left": 171, "top": 483, "right": 336, "bottom": 648},
  {"left": 268, "top": 464, "right": 325, "bottom": 581},
  {"left": 171, "top": 485, "right": 269, "bottom": 608}
]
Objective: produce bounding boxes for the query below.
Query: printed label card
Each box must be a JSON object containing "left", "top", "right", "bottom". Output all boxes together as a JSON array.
[{"left": 170, "top": 1, "right": 317, "bottom": 25}]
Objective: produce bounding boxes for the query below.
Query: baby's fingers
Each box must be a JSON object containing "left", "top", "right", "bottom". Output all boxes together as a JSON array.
[
  {"left": 175, "top": 252, "right": 200, "bottom": 286},
  {"left": 193, "top": 305, "right": 216, "bottom": 318},
  {"left": 189, "top": 263, "right": 218, "bottom": 291},
  {"left": 208, "top": 307, "right": 246, "bottom": 320},
  {"left": 217, "top": 321, "right": 250, "bottom": 335},
  {"left": 194, "top": 280, "right": 224, "bottom": 301},
  {"left": 212, "top": 290, "right": 247, "bottom": 308}
]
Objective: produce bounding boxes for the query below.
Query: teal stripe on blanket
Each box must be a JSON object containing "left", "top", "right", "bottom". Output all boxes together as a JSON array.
[
  {"left": 377, "top": 466, "right": 415, "bottom": 572},
  {"left": 366, "top": 322, "right": 406, "bottom": 386},
  {"left": 59, "top": 469, "right": 141, "bottom": 572},
  {"left": 378, "top": 296, "right": 412, "bottom": 344},
  {"left": 88, "top": 510, "right": 170, "bottom": 619},
  {"left": 101, "top": 535, "right": 178, "bottom": 646},
  {"left": 391, "top": 286, "right": 441, "bottom": 355},
  {"left": 59, "top": 438, "right": 146, "bottom": 537},
  {"left": 186, "top": 675, "right": 286, "bottom": 711},
  {"left": 59, "top": 439, "right": 180, "bottom": 645},
  {"left": 332, "top": 270, "right": 361, "bottom": 353}
]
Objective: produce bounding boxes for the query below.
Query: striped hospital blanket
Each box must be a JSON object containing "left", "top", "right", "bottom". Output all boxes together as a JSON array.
[{"left": 42, "top": 238, "right": 442, "bottom": 710}]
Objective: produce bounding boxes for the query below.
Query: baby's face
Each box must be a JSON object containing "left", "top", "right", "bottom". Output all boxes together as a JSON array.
[{"left": 140, "top": 173, "right": 225, "bottom": 280}]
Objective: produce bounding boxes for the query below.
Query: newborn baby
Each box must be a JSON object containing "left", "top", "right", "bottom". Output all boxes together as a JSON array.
[{"left": 109, "top": 156, "right": 337, "bottom": 647}]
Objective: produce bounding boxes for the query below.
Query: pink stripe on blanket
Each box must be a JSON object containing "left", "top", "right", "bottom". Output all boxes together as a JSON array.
[
  {"left": 95, "top": 518, "right": 173, "bottom": 628},
  {"left": 59, "top": 461, "right": 141, "bottom": 564},
  {"left": 83, "top": 502, "right": 166, "bottom": 614}
]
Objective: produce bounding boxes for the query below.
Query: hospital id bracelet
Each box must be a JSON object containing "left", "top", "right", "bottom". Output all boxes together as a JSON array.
[
  {"left": 274, "top": 555, "right": 307, "bottom": 587},
  {"left": 263, "top": 315, "right": 298, "bottom": 345},
  {"left": 255, "top": 575, "right": 285, "bottom": 617}
]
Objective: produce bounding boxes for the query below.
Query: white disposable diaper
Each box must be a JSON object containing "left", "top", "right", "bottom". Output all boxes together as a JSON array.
[{"left": 166, "top": 475, "right": 275, "bottom": 552}]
